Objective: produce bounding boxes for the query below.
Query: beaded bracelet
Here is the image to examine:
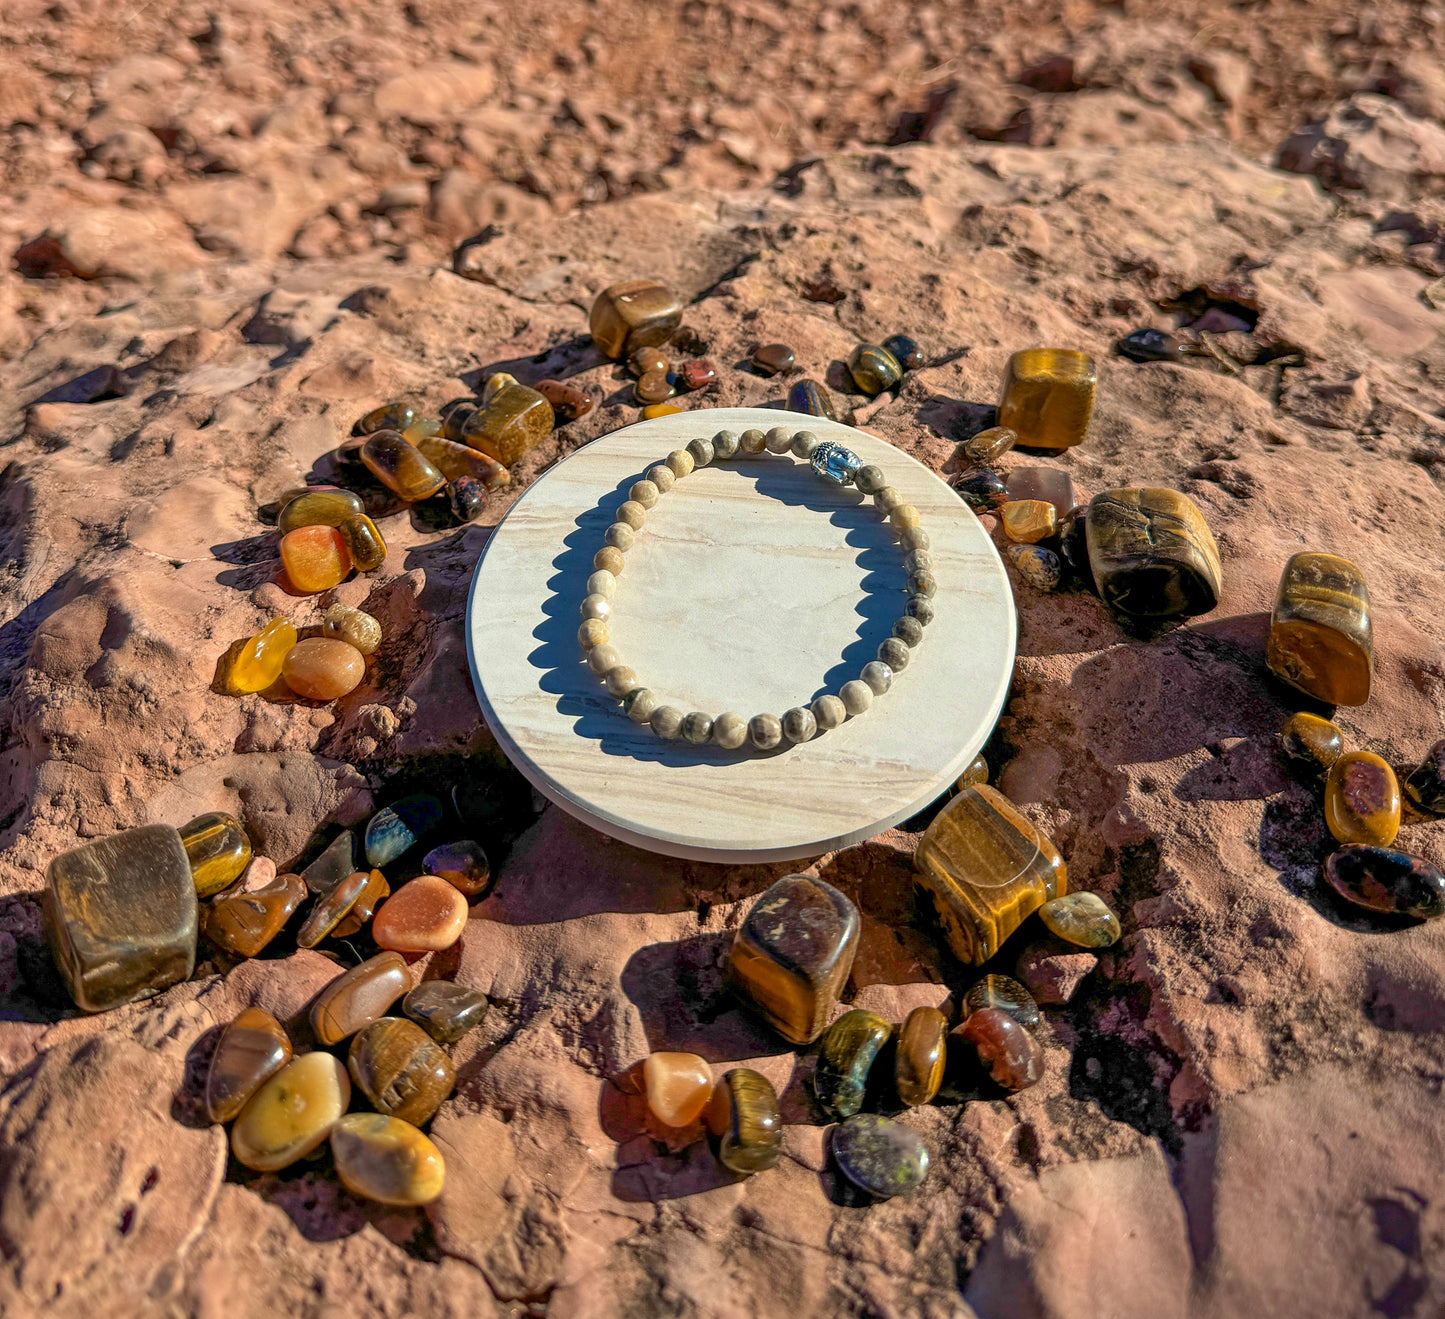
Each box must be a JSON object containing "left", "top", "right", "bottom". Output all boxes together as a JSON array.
[{"left": 577, "top": 425, "right": 938, "bottom": 751}]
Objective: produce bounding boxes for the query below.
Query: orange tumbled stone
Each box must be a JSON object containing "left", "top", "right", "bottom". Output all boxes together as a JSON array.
[
  {"left": 643, "top": 1052, "right": 712, "bottom": 1127},
  {"left": 281, "top": 638, "right": 365, "bottom": 701},
  {"left": 372, "top": 876, "right": 468, "bottom": 953},
  {"left": 280, "top": 525, "right": 351, "bottom": 593}
]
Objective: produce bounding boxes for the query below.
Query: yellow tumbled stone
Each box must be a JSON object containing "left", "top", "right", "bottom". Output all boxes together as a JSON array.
[
  {"left": 225, "top": 618, "right": 297, "bottom": 694},
  {"left": 231, "top": 1052, "right": 350, "bottom": 1172},
  {"left": 330, "top": 1113, "right": 446, "bottom": 1205},
  {"left": 998, "top": 348, "right": 1096, "bottom": 450}
]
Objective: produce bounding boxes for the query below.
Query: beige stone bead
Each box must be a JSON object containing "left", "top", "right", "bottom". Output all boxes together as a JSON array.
[
  {"left": 878, "top": 638, "right": 910, "bottom": 671},
  {"left": 604, "top": 522, "right": 635, "bottom": 552},
  {"left": 594, "top": 546, "right": 625, "bottom": 575},
  {"left": 646, "top": 464, "right": 675, "bottom": 493},
  {"left": 604, "top": 664, "right": 639, "bottom": 698},
  {"left": 666, "top": 449, "right": 695, "bottom": 478},
  {"left": 629, "top": 480, "right": 660, "bottom": 508},
  {"left": 840, "top": 680, "right": 873, "bottom": 715},
  {"left": 813, "top": 694, "right": 847, "bottom": 730},
  {"left": 893, "top": 616, "right": 925, "bottom": 648},
  {"left": 765, "top": 427, "right": 793, "bottom": 454},
  {"left": 862, "top": 661, "right": 893, "bottom": 693},
  {"left": 739, "top": 428, "right": 767, "bottom": 455},
  {"left": 748, "top": 713, "right": 783, "bottom": 750},
  {"left": 578, "top": 619, "right": 610, "bottom": 649},
  {"left": 580, "top": 594, "right": 612, "bottom": 622},
  {"left": 687, "top": 437, "right": 714, "bottom": 468},
  {"left": 587, "top": 642, "right": 621, "bottom": 675},
  {"left": 782, "top": 707, "right": 817, "bottom": 743},
  {"left": 587, "top": 570, "right": 617, "bottom": 600},
  {"left": 854, "top": 464, "right": 886, "bottom": 495},
  {"left": 874, "top": 486, "right": 904, "bottom": 514},
  {"left": 651, "top": 705, "right": 685, "bottom": 739},
  {"left": 790, "top": 431, "right": 819, "bottom": 459},
  {"left": 909, "top": 569, "right": 938, "bottom": 597},
  {"left": 616, "top": 500, "right": 648, "bottom": 529},
  {"left": 901, "top": 525, "right": 930, "bottom": 552},
  {"left": 905, "top": 549, "right": 933, "bottom": 573},
  {"left": 681, "top": 711, "right": 714, "bottom": 744},
  {"left": 623, "top": 687, "right": 658, "bottom": 723},
  {"left": 890, "top": 503, "right": 921, "bottom": 533},
  {"left": 906, "top": 595, "right": 935, "bottom": 626},
  {"left": 712, "top": 430, "right": 740, "bottom": 459},
  {"left": 713, "top": 712, "right": 748, "bottom": 749}
]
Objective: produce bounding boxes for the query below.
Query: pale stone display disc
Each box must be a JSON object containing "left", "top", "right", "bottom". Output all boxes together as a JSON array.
[{"left": 465, "top": 408, "right": 1016, "bottom": 863}]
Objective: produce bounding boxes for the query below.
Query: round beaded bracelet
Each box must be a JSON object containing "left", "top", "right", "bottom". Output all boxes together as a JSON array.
[{"left": 577, "top": 425, "right": 939, "bottom": 751}]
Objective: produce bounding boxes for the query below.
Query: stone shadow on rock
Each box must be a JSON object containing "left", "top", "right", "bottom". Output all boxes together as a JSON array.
[
  {"left": 916, "top": 395, "right": 996, "bottom": 442},
  {"left": 464, "top": 337, "right": 606, "bottom": 393}
]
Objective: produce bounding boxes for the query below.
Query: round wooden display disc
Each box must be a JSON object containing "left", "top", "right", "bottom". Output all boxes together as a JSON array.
[{"left": 465, "top": 408, "right": 1016, "bottom": 862}]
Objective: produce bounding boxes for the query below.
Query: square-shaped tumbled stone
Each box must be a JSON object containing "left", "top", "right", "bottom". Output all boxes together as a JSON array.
[
  {"left": 588, "top": 279, "right": 683, "bottom": 359},
  {"left": 43, "top": 824, "right": 198, "bottom": 1012},
  {"left": 913, "top": 785, "right": 1066, "bottom": 965},
  {"left": 998, "top": 348, "right": 1096, "bottom": 450},
  {"left": 1266, "top": 551, "right": 1372, "bottom": 706},
  {"left": 728, "top": 875, "right": 859, "bottom": 1045},
  {"left": 1085, "top": 486, "right": 1222, "bottom": 618}
]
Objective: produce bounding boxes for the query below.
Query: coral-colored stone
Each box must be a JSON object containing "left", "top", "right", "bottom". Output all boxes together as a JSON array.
[{"left": 372, "top": 876, "right": 468, "bottom": 953}]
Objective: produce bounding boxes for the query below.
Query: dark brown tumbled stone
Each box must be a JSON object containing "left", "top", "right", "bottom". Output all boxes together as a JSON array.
[
  {"left": 961, "top": 974, "right": 1040, "bottom": 1031},
  {"left": 1085, "top": 487, "right": 1222, "bottom": 618},
  {"left": 206, "top": 1007, "right": 292, "bottom": 1123},
  {"left": 957, "top": 1006, "right": 1044, "bottom": 1091},
  {"left": 403, "top": 980, "right": 490, "bottom": 1044},
  {"left": 310, "top": 951, "right": 411, "bottom": 1045},
  {"left": 205, "top": 871, "right": 306, "bottom": 957},
  {"left": 536, "top": 379, "right": 595, "bottom": 421},
  {"left": 751, "top": 343, "right": 795, "bottom": 376}
]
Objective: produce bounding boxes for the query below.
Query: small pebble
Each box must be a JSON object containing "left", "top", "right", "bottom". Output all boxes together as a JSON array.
[
  {"left": 644, "top": 1051, "right": 713, "bottom": 1127},
  {"left": 1038, "top": 891, "right": 1121, "bottom": 948},
  {"left": 403, "top": 981, "right": 490, "bottom": 1044},
  {"left": 961, "top": 426, "right": 1017, "bottom": 465},
  {"left": 372, "top": 876, "right": 469, "bottom": 954},
  {"left": 205, "top": 1007, "right": 292, "bottom": 1123},
  {"left": 536, "top": 379, "right": 595, "bottom": 421},
  {"left": 1117, "top": 328, "right": 1183, "bottom": 362},
  {"left": 321, "top": 604, "right": 383, "bottom": 655},
  {"left": 1005, "top": 543, "right": 1064, "bottom": 591},
  {"left": 1279, "top": 712, "right": 1344, "bottom": 774},
  {"left": 679, "top": 359, "right": 718, "bottom": 391},
  {"left": 831, "top": 1114, "right": 929, "bottom": 1199},
  {"left": 881, "top": 334, "right": 923, "bottom": 370},
  {"left": 628, "top": 346, "right": 669, "bottom": 378},
  {"left": 956, "top": 753, "right": 988, "bottom": 791},
  {"left": 751, "top": 343, "right": 795, "bottom": 376},
  {"left": 957, "top": 1007, "right": 1043, "bottom": 1091}
]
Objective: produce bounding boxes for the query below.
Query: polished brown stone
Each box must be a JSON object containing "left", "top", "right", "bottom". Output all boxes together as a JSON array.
[
  {"left": 298, "top": 869, "right": 369, "bottom": 948},
  {"left": 814, "top": 1009, "right": 891, "bottom": 1119},
  {"left": 347, "top": 1016, "right": 455, "bottom": 1126},
  {"left": 628, "top": 346, "right": 669, "bottom": 377},
  {"left": 302, "top": 830, "right": 360, "bottom": 897},
  {"left": 1325, "top": 845, "right": 1445, "bottom": 919},
  {"left": 462, "top": 380, "right": 555, "bottom": 466},
  {"left": 403, "top": 980, "right": 489, "bottom": 1044},
  {"left": 360, "top": 430, "right": 446, "bottom": 501},
  {"left": 1324, "top": 751, "right": 1400, "bottom": 847},
  {"left": 634, "top": 368, "right": 674, "bottom": 404},
  {"left": 330, "top": 1113, "right": 446, "bottom": 1205},
  {"left": 205, "top": 1007, "right": 292, "bottom": 1123},
  {"left": 956, "top": 754, "right": 989, "bottom": 792},
  {"left": 895, "top": 1006, "right": 947, "bottom": 1107},
  {"left": 590, "top": 279, "right": 684, "bottom": 358},
  {"left": 537, "top": 379, "right": 596, "bottom": 421},
  {"left": 1280, "top": 712, "right": 1345, "bottom": 774},
  {"left": 957, "top": 1006, "right": 1044, "bottom": 1090},
  {"left": 358, "top": 402, "right": 416, "bottom": 435},
  {"left": 961, "top": 974, "right": 1040, "bottom": 1031},
  {"left": 416, "top": 433, "right": 510, "bottom": 490},
  {"left": 423, "top": 840, "right": 491, "bottom": 897},
  {"left": 1266, "top": 552, "right": 1373, "bottom": 706},
  {"left": 339, "top": 514, "right": 386, "bottom": 572},
  {"left": 706, "top": 1068, "right": 782, "bottom": 1175},
  {"left": 205, "top": 870, "right": 306, "bottom": 957},
  {"left": 1038, "top": 891, "right": 1121, "bottom": 947},
  {"left": 331, "top": 868, "right": 391, "bottom": 939},
  {"left": 960, "top": 425, "right": 1017, "bottom": 465},
  {"left": 278, "top": 489, "right": 365, "bottom": 534},
  {"left": 309, "top": 951, "right": 411, "bottom": 1045},
  {"left": 44, "top": 824, "right": 198, "bottom": 1013},
  {"left": 847, "top": 344, "right": 903, "bottom": 395},
  {"left": 279, "top": 525, "right": 351, "bottom": 594},
  {"left": 180, "top": 811, "right": 253, "bottom": 899},
  {"left": 1085, "top": 487, "right": 1222, "bottom": 618},
  {"left": 998, "top": 348, "right": 1096, "bottom": 450},
  {"left": 751, "top": 343, "right": 795, "bottom": 376},
  {"left": 678, "top": 359, "right": 718, "bottom": 391}
]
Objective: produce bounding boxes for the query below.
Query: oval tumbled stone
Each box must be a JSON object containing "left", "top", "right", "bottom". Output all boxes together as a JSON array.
[
  {"left": 1325, "top": 751, "right": 1401, "bottom": 847},
  {"left": 1324, "top": 845, "right": 1445, "bottom": 920},
  {"left": 231, "top": 1052, "right": 350, "bottom": 1171},
  {"left": 348, "top": 1017, "right": 455, "bottom": 1127},
  {"left": 403, "top": 981, "right": 489, "bottom": 1045},
  {"left": 372, "top": 876, "right": 468, "bottom": 954},
  {"left": 206, "top": 1007, "right": 292, "bottom": 1124},
  {"left": 958, "top": 1007, "right": 1043, "bottom": 1092},
  {"left": 365, "top": 794, "right": 444, "bottom": 867},
  {"left": 309, "top": 951, "right": 411, "bottom": 1045},
  {"left": 423, "top": 840, "right": 491, "bottom": 897},
  {"left": 180, "top": 811, "right": 253, "bottom": 899},
  {"left": 813, "top": 1009, "right": 891, "bottom": 1120},
  {"left": 832, "top": 1114, "right": 929, "bottom": 1199},
  {"left": 1038, "top": 892, "right": 1121, "bottom": 948},
  {"left": 331, "top": 1113, "right": 446, "bottom": 1206}
]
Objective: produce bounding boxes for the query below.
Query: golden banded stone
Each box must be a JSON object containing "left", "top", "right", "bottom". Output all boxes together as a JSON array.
[
  {"left": 1085, "top": 487, "right": 1222, "bottom": 618},
  {"left": 1266, "top": 552, "right": 1372, "bottom": 706},
  {"left": 998, "top": 348, "right": 1096, "bottom": 450},
  {"left": 330, "top": 1113, "right": 446, "bottom": 1206}
]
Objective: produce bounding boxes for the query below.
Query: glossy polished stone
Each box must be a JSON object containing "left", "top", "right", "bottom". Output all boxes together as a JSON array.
[
  {"left": 331, "top": 1113, "right": 446, "bottom": 1206},
  {"left": 441, "top": 403, "right": 476, "bottom": 442},
  {"left": 224, "top": 618, "right": 297, "bottom": 694},
  {"left": 1005, "top": 543, "right": 1064, "bottom": 591},
  {"left": 205, "top": 870, "right": 306, "bottom": 957},
  {"left": 998, "top": 348, "right": 1096, "bottom": 450},
  {"left": 1007, "top": 467, "right": 1076, "bottom": 517},
  {"left": 832, "top": 1114, "right": 929, "bottom": 1198},
  {"left": 401, "top": 416, "right": 443, "bottom": 444},
  {"left": 629, "top": 346, "right": 669, "bottom": 378},
  {"left": 1404, "top": 740, "right": 1445, "bottom": 817},
  {"left": 1000, "top": 499, "right": 1059, "bottom": 544},
  {"left": 707, "top": 1068, "right": 782, "bottom": 1174},
  {"left": 278, "top": 489, "right": 365, "bottom": 534},
  {"left": 1266, "top": 552, "right": 1373, "bottom": 706},
  {"left": 281, "top": 637, "right": 365, "bottom": 701},
  {"left": 847, "top": 343, "right": 903, "bottom": 395},
  {"left": 957, "top": 754, "right": 989, "bottom": 791},
  {"left": 882, "top": 334, "right": 923, "bottom": 370},
  {"left": 372, "top": 876, "right": 468, "bottom": 954},
  {"left": 961, "top": 974, "right": 1040, "bottom": 1031},
  {"left": 359, "top": 402, "right": 416, "bottom": 434},
  {"left": 348, "top": 1016, "right": 455, "bottom": 1126},
  {"left": 205, "top": 1007, "right": 292, "bottom": 1123},
  {"left": 751, "top": 343, "right": 795, "bottom": 376},
  {"left": 642, "top": 403, "right": 684, "bottom": 418},
  {"left": 1085, "top": 487, "right": 1221, "bottom": 618},
  {"left": 310, "top": 951, "right": 411, "bottom": 1045},
  {"left": 320, "top": 604, "right": 382, "bottom": 655},
  {"left": 679, "top": 359, "right": 718, "bottom": 391},
  {"left": 951, "top": 465, "right": 1008, "bottom": 514},
  {"left": 462, "top": 381, "right": 554, "bottom": 466},
  {"left": 634, "top": 368, "right": 673, "bottom": 404},
  {"left": 1324, "top": 845, "right": 1445, "bottom": 920},
  {"left": 728, "top": 875, "right": 861, "bottom": 1045},
  {"left": 813, "top": 1009, "right": 891, "bottom": 1120},
  {"left": 231, "top": 1052, "right": 349, "bottom": 1171},
  {"left": 961, "top": 425, "right": 1017, "bottom": 465},
  {"left": 1324, "top": 751, "right": 1400, "bottom": 847},
  {"left": 895, "top": 1006, "right": 947, "bottom": 1107},
  {"left": 787, "top": 379, "right": 837, "bottom": 420},
  {"left": 280, "top": 525, "right": 351, "bottom": 594},
  {"left": 181, "top": 812, "right": 253, "bottom": 899},
  {"left": 416, "top": 433, "right": 510, "bottom": 490},
  {"left": 334, "top": 869, "right": 392, "bottom": 941},
  {"left": 445, "top": 476, "right": 487, "bottom": 524},
  {"left": 338, "top": 514, "right": 386, "bottom": 572},
  {"left": 423, "top": 840, "right": 491, "bottom": 897},
  {"left": 365, "top": 794, "right": 444, "bottom": 867},
  {"left": 589, "top": 279, "right": 684, "bottom": 358},
  {"left": 403, "top": 981, "right": 489, "bottom": 1044},
  {"left": 360, "top": 430, "right": 446, "bottom": 501},
  {"left": 914, "top": 785, "right": 1067, "bottom": 965},
  {"left": 644, "top": 1051, "right": 713, "bottom": 1127},
  {"left": 537, "top": 378, "right": 595, "bottom": 421},
  {"left": 1117, "top": 328, "right": 1182, "bottom": 362},
  {"left": 297, "top": 869, "right": 373, "bottom": 947},
  {"left": 1279, "top": 712, "right": 1344, "bottom": 774},
  {"left": 1039, "top": 891, "right": 1121, "bottom": 948},
  {"left": 302, "top": 830, "right": 359, "bottom": 896},
  {"left": 958, "top": 1006, "right": 1044, "bottom": 1090}
]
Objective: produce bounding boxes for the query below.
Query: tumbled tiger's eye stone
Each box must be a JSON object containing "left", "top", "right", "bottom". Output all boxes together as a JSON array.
[
  {"left": 895, "top": 1006, "right": 947, "bottom": 1107},
  {"left": 205, "top": 870, "right": 306, "bottom": 957},
  {"left": 1279, "top": 712, "right": 1344, "bottom": 774},
  {"left": 958, "top": 1007, "right": 1043, "bottom": 1090},
  {"left": 180, "top": 812, "right": 253, "bottom": 899},
  {"left": 536, "top": 378, "right": 595, "bottom": 421},
  {"left": 366, "top": 794, "right": 444, "bottom": 867},
  {"left": 278, "top": 489, "right": 365, "bottom": 534},
  {"left": 401, "top": 416, "right": 442, "bottom": 444},
  {"left": 1404, "top": 740, "right": 1445, "bottom": 817},
  {"left": 1038, "top": 891, "right": 1121, "bottom": 948},
  {"left": 1000, "top": 499, "right": 1059, "bottom": 544},
  {"left": 707, "top": 1068, "right": 782, "bottom": 1174},
  {"left": 751, "top": 343, "right": 795, "bottom": 376},
  {"left": 259, "top": 485, "right": 339, "bottom": 525},
  {"left": 961, "top": 426, "right": 1017, "bottom": 465},
  {"left": 1266, "top": 552, "right": 1373, "bottom": 706},
  {"left": 416, "top": 433, "right": 510, "bottom": 489},
  {"left": 1005, "top": 543, "right": 1064, "bottom": 591},
  {"left": 359, "top": 402, "right": 416, "bottom": 435},
  {"left": 590, "top": 280, "right": 684, "bottom": 358},
  {"left": 423, "top": 840, "right": 491, "bottom": 897},
  {"left": 787, "top": 379, "right": 837, "bottom": 420},
  {"left": 403, "top": 980, "right": 489, "bottom": 1044},
  {"left": 629, "top": 346, "right": 669, "bottom": 378},
  {"left": 1007, "top": 467, "right": 1076, "bottom": 517},
  {"left": 957, "top": 753, "right": 989, "bottom": 791},
  {"left": 348, "top": 1016, "right": 455, "bottom": 1126},
  {"left": 361, "top": 430, "right": 446, "bottom": 501},
  {"left": 302, "top": 830, "right": 359, "bottom": 896},
  {"left": 1325, "top": 751, "right": 1400, "bottom": 847},
  {"left": 1324, "top": 845, "right": 1445, "bottom": 920},
  {"left": 280, "top": 525, "right": 351, "bottom": 594},
  {"left": 914, "top": 785, "right": 1067, "bottom": 965},
  {"left": 1085, "top": 487, "right": 1222, "bottom": 618},
  {"left": 281, "top": 637, "right": 365, "bottom": 701},
  {"left": 814, "top": 1009, "right": 891, "bottom": 1120},
  {"left": 952, "top": 465, "right": 1008, "bottom": 513},
  {"left": 632, "top": 368, "right": 672, "bottom": 405},
  {"left": 832, "top": 1114, "right": 929, "bottom": 1198},
  {"left": 224, "top": 618, "right": 297, "bottom": 694},
  {"left": 43, "top": 824, "right": 197, "bottom": 1012},
  {"left": 331, "top": 1113, "right": 446, "bottom": 1206},
  {"left": 728, "top": 875, "right": 861, "bottom": 1044},
  {"left": 644, "top": 1051, "right": 713, "bottom": 1127},
  {"left": 882, "top": 334, "right": 923, "bottom": 370},
  {"left": 998, "top": 348, "right": 1097, "bottom": 450},
  {"left": 1117, "top": 328, "right": 1182, "bottom": 363},
  {"left": 961, "top": 973, "right": 1040, "bottom": 1031},
  {"left": 339, "top": 513, "right": 387, "bottom": 572},
  {"left": 847, "top": 344, "right": 903, "bottom": 395},
  {"left": 679, "top": 359, "right": 718, "bottom": 391},
  {"left": 320, "top": 604, "right": 382, "bottom": 655},
  {"left": 310, "top": 951, "right": 411, "bottom": 1045},
  {"left": 298, "top": 868, "right": 387, "bottom": 946},
  {"left": 463, "top": 381, "right": 555, "bottom": 466},
  {"left": 441, "top": 403, "right": 476, "bottom": 442},
  {"left": 232, "top": 1052, "right": 350, "bottom": 1171},
  {"left": 205, "top": 1007, "right": 292, "bottom": 1123},
  {"left": 373, "top": 876, "right": 468, "bottom": 954}
]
